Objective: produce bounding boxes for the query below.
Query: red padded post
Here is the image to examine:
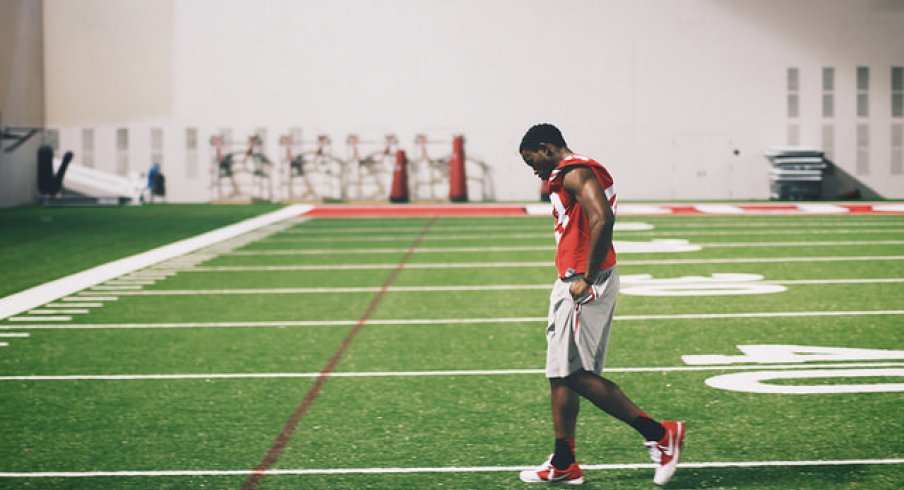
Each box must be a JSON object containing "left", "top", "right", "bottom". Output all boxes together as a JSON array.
[
  {"left": 448, "top": 135, "right": 468, "bottom": 202},
  {"left": 389, "top": 149, "right": 410, "bottom": 203}
]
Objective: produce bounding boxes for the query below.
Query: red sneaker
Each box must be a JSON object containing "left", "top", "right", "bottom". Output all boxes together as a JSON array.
[
  {"left": 644, "top": 420, "right": 685, "bottom": 485},
  {"left": 519, "top": 454, "right": 585, "bottom": 485}
]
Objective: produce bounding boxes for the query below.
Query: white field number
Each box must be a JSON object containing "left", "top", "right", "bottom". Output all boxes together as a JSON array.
[
  {"left": 684, "top": 345, "right": 904, "bottom": 394},
  {"left": 620, "top": 273, "right": 786, "bottom": 296}
]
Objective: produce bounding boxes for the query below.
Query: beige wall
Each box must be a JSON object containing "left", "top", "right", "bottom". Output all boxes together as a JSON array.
[
  {"left": 44, "top": 0, "right": 173, "bottom": 126},
  {"left": 43, "top": 0, "right": 904, "bottom": 202},
  {"left": 0, "top": 0, "right": 44, "bottom": 208}
]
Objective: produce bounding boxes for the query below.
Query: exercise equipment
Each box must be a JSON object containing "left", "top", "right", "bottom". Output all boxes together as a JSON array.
[
  {"left": 209, "top": 131, "right": 273, "bottom": 201},
  {"left": 279, "top": 132, "right": 345, "bottom": 201},
  {"left": 37, "top": 145, "right": 73, "bottom": 197},
  {"left": 410, "top": 134, "right": 450, "bottom": 201},
  {"left": 347, "top": 134, "right": 395, "bottom": 200}
]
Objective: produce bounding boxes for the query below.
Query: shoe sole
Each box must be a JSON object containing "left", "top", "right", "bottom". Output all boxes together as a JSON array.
[
  {"left": 519, "top": 471, "right": 586, "bottom": 485},
  {"left": 653, "top": 421, "right": 685, "bottom": 486}
]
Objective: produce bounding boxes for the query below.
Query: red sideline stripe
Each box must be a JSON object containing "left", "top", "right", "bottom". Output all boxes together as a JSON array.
[
  {"left": 843, "top": 205, "right": 876, "bottom": 214},
  {"left": 305, "top": 205, "right": 528, "bottom": 218},
  {"left": 239, "top": 219, "right": 436, "bottom": 490},
  {"left": 736, "top": 204, "right": 801, "bottom": 211},
  {"left": 666, "top": 206, "right": 702, "bottom": 215}
]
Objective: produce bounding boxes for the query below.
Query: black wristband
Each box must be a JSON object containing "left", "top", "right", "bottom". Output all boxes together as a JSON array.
[{"left": 581, "top": 275, "right": 595, "bottom": 286}]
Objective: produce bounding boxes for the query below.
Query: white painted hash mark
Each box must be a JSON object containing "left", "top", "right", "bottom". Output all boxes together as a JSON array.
[
  {"left": 27, "top": 309, "right": 90, "bottom": 315},
  {"left": 7, "top": 316, "right": 72, "bottom": 322},
  {"left": 45, "top": 303, "right": 103, "bottom": 308}
]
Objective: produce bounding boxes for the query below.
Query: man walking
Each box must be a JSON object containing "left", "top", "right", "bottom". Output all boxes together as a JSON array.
[{"left": 517, "top": 123, "right": 685, "bottom": 486}]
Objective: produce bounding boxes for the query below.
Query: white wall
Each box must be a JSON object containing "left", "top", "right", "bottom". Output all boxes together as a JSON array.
[
  {"left": 43, "top": 0, "right": 904, "bottom": 202},
  {"left": 0, "top": 0, "right": 44, "bottom": 208}
]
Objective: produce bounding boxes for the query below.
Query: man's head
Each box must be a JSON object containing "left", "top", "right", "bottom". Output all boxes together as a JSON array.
[{"left": 519, "top": 123, "right": 569, "bottom": 181}]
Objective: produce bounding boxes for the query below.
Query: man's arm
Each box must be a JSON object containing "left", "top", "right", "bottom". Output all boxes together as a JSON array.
[{"left": 562, "top": 167, "right": 615, "bottom": 297}]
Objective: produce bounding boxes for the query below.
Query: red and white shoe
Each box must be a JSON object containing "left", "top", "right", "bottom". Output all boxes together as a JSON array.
[
  {"left": 519, "top": 454, "right": 585, "bottom": 485},
  {"left": 644, "top": 420, "right": 685, "bottom": 486}
]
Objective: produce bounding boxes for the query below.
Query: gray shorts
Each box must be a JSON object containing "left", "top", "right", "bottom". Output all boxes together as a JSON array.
[{"left": 546, "top": 267, "right": 619, "bottom": 378}]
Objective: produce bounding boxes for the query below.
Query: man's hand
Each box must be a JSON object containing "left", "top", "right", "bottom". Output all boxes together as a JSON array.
[{"left": 569, "top": 279, "right": 591, "bottom": 301}]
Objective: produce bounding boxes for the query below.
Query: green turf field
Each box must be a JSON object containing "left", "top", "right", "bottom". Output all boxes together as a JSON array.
[
  {"left": 0, "top": 203, "right": 282, "bottom": 298},
  {"left": 1, "top": 207, "right": 903, "bottom": 489}
]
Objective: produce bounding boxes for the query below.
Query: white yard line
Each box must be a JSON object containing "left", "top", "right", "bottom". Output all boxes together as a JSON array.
[
  {"left": 185, "top": 255, "right": 904, "bottom": 272},
  {"left": 263, "top": 233, "right": 553, "bottom": 243},
  {"left": 3, "top": 310, "right": 902, "bottom": 330},
  {"left": 0, "top": 205, "right": 313, "bottom": 321},
  {"left": 64, "top": 296, "right": 118, "bottom": 302},
  {"left": 287, "top": 223, "right": 655, "bottom": 234},
  {"left": 263, "top": 228, "right": 904, "bottom": 243},
  {"left": 775, "top": 278, "right": 904, "bottom": 285},
  {"left": 75, "top": 278, "right": 904, "bottom": 296},
  {"left": 659, "top": 221, "right": 904, "bottom": 228},
  {"left": 701, "top": 240, "right": 904, "bottom": 248},
  {"left": 620, "top": 255, "right": 904, "bottom": 265},
  {"left": 229, "top": 246, "right": 554, "bottom": 255},
  {"left": 230, "top": 240, "right": 904, "bottom": 255},
  {"left": 3, "top": 362, "right": 904, "bottom": 382},
  {"left": 619, "top": 228, "right": 904, "bottom": 236},
  {"left": 76, "top": 285, "right": 551, "bottom": 295},
  {"left": 189, "top": 262, "right": 550, "bottom": 271},
  {"left": 289, "top": 221, "right": 904, "bottom": 235},
  {"left": 0, "top": 458, "right": 901, "bottom": 478},
  {"left": 287, "top": 225, "right": 546, "bottom": 235},
  {"left": 615, "top": 310, "right": 904, "bottom": 320}
]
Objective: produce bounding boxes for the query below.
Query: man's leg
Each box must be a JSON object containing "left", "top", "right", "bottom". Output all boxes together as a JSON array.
[
  {"left": 549, "top": 379, "right": 579, "bottom": 469},
  {"left": 564, "top": 370, "right": 664, "bottom": 440},
  {"left": 520, "top": 379, "right": 586, "bottom": 484},
  {"left": 564, "top": 369, "right": 686, "bottom": 485},
  {"left": 550, "top": 378, "right": 579, "bottom": 439}
]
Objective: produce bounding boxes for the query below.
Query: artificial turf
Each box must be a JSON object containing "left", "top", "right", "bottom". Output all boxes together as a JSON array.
[
  {"left": 1, "top": 206, "right": 902, "bottom": 489},
  {"left": 0, "top": 203, "right": 282, "bottom": 297}
]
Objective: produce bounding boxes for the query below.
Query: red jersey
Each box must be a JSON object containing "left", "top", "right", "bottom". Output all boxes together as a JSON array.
[{"left": 547, "top": 154, "right": 617, "bottom": 279}]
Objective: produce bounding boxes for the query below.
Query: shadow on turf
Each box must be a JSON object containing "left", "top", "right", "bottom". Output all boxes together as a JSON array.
[{"left": 581, "top": 464, "right": 877, "bottom": 489}]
